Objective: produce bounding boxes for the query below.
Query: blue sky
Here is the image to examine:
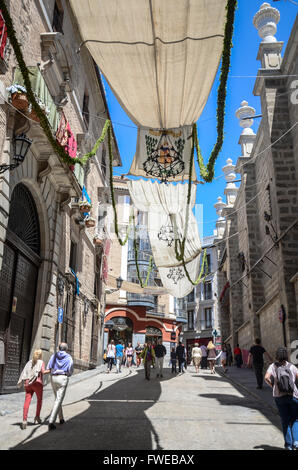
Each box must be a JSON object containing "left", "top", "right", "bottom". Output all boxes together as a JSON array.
[{"left": 102, "top": 1, "right": 296, "bottom": 238}]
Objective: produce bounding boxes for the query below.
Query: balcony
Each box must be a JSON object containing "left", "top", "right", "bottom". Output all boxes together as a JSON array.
[
  {"left": 146, "top": 304, "right": 166, "bottom": 319},
  {"left": 127, "top": 292, "right": 155, "bottom": 309},
  {"left": 175, "top": 309, "right": 188, "bottom": 324}
]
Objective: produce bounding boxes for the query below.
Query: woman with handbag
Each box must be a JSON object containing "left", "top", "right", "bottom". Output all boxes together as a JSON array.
[
  {"left": 17, "top": 349, "right": 49, "bottom": 430},
  {"left": 207, "top": 341, "right": 217, "bottom": 374}
]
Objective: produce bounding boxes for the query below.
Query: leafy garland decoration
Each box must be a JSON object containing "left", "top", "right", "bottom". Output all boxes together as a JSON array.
[{"left": 196, "top": 0, "right": 237, "bottom": 182}]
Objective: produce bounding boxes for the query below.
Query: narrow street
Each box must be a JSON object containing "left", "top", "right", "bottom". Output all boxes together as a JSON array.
[{"left": 0, "top": 365, "right": 283, "bottom": 451}]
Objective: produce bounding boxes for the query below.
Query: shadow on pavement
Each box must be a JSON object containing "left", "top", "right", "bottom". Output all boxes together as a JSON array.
[
  {"left": 11, "top": 369, "right": 175, "bottom": 450},
  {"left": 198, "top": 373, "right": 283, "bottom": 440}
]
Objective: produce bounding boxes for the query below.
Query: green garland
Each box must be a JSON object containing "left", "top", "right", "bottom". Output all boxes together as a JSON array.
[{"left": 196, "top": 0, "right": 237, "bottom": 182}]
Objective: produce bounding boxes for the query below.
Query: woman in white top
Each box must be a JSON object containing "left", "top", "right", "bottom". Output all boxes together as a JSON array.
[
  {"left": 191, "top": 343, "right": 202, "bottom": 373},
  {"left": 106, "top": 340, "right": 116, "bottom": 373},
  {"left": 265, "top": 347, "right": 298, "bottom": 450}
]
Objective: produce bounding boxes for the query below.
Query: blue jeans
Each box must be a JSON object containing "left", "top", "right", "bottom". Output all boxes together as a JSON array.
[{"left": 275, "top": 396, "right": 298, "bottom": 449}]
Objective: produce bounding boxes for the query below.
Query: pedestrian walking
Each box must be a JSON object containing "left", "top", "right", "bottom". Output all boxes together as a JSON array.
[
  {"left": 125, "top": 342, "right": 134, "bottom": 368},
  {"left": 115, "top": 340, "right": 124, "bottom": 373},
  {"left": 176, "top": 341, "right": 186, "bottom": 373},
  {"left": 135, "top": 342, "right": 143, "bottom": 367},
  {"left": 226, "top": 343, "right": 233, "bottom": 367},
  {"left": 154, "top": 338, "right": 167, "bottom": 378},
  {"left": 17, "top": 349, "right": 49, "bottom": 430},
  {"left": 170, "top": 347, "right": 177, "bottom": 374},
  {"left": 191, "top": 343, "right": 202, "bottom": 373},
  {"left": 265, "top": 347, "right": 298, "bottom": 450},
  {"left": 234, "top": 344, "right": 243, "bottom": 368},
  {"left": 248, "top": 338, "right": 273, "bottom": 389},
  {"left": 140, "top": 342, "right": 155, "bottom": 380},
  {"left": 207, "top": 341, "right": 217, "bottom": 374},
  {"left": 47, "top": 343, "right": 73, "bottom": 431},
  {"left": 106, "top": 340, "right": 116, "bottom": 373},
  {"left": 200, "top": 344, "right": 208, "bottom": 369}
]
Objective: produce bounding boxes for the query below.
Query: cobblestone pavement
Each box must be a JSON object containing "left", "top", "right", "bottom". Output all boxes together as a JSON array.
[{"left": 0, "top": 364, "right": 284, "bottom": 450}]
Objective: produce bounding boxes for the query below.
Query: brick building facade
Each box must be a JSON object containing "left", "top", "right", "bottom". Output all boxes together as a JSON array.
[
  {"left": 0, "top": 0, "right": 120, "bottom": 392},
  {"left": 216, "top": 4, "right": 298, "bottom": 361}
]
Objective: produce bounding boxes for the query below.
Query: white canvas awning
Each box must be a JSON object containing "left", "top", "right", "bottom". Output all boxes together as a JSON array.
[
  {"left": 70, "top": 0, "right": 227, "bottom": 129},
  {"left": 128, "top": 179, "right": 201, "bottom": 297}
]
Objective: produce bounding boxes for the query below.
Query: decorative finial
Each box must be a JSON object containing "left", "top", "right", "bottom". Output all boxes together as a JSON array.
[
  {"left": 235, "top": 100, "right": 256, "bottom": 136},
  {"left": 253, "top": 2, "right": 280, "bottom": 43}
]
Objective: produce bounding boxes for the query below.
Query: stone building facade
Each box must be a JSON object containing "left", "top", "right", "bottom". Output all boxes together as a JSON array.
[
  {"left": 0, "top": 0, "right": 120, "bottom": 392},
  {"left": 216, "top": 4, "right": 298, "bottom": 362}
]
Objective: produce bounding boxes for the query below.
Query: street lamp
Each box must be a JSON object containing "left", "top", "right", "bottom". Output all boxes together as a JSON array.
[
  {"left": 0, "top": 133, "right": 33, "bottom": 174},
  {"left": 116, "top": 276, "right": 123, "bottom": 290}
]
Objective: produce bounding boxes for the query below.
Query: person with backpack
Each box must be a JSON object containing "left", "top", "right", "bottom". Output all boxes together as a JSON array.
[{"left": 265, "top": 347, "right": 298, "bottom": 450}]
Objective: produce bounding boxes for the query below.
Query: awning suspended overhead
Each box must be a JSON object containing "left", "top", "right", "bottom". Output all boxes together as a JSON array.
[{"left": 70, "top": 0, "right": 226, "bottom": 129}]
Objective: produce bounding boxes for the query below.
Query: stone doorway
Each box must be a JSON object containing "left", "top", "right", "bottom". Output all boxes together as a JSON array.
[{"left": 0, "top": 184, "right": 40, "bottom": 393}]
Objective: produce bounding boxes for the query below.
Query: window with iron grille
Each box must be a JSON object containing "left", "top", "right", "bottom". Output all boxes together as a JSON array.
[
  {"left": 69, "top": 241, "right": 77, "bottom": 272},
  {"left": 52, "top": 1, "right": 64, "bottom": 34},
  {"left": 82, "top": 91, "right": 89, "bottom": 128}
]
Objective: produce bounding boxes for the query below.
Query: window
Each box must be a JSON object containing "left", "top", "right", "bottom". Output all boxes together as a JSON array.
[
  {"left": 82, "top": 90, "right": 89, "bottom": 128},
  {"left": 187, "top": 291, "right": 195, "bottom": 303},
  {"left": 206, "top": 254, "right": 211, "bottom": 272},
  {"left": 52, "top": 1, "right": 64, "bottom": 34},
  {"left": 204, "top": 308, "right": 213, "bottom": 329},
  {"left": 101, "top": 145, "right": 107, "bottom": 178},
  {"left": 204, "top": 281, "right": 212, "bottom": 300},
  {"left": 69, "top": 241, "right": 77, "bottom": 272},
  {"left": 187, "top": 310, "right": 194, "bottom": 330}
]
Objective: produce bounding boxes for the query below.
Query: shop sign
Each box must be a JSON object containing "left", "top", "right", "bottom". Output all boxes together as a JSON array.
[{"left": 215, "top": 336, "right": 222, "bottom": 351}]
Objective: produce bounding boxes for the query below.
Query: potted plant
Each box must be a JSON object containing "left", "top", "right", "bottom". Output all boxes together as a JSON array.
[
  {"left": 79, "top": 199, "right": 92, "bottom": 213},
  {"left": 85, "top": 216, "right": 96, "bottom": 228},
  {"left": 7, "top": 84, "right": 28, "bottom": 111}
]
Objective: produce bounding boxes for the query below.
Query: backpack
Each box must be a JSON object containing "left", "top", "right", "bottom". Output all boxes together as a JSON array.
[{"left": 275, "top": 364, "right": 295, "bottom": 395}]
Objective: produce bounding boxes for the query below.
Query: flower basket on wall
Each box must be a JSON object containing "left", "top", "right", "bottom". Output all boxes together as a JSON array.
[
  {"left": 85, "top": 217, "right": 96, "bottom": 228},
  {"left": 79, "top": 200, "right": 92, "bottom": 213},
  {"left": 7, "top": 84, "right": 28, "bottom": 111}
]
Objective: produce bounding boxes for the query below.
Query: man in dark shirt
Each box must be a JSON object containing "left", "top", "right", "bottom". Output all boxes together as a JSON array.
[
  {"left": 176, "top": 341, "right": 186, "bottom": 373},
  {"left": 154, "top": 338, "right": 167, "bottom": 378},
  {"left": 248, "top": 338, "right": 273, "bottom": 389}
]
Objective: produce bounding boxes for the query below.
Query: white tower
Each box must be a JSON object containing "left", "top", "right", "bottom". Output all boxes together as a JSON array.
[
  {"left": 223, "top": 158, "right": 238, "bottom": 207},
  {"left": 253, "top": 2, "right": 283, "bottom": 69},
  {"left": 214, "top": 196, "right": 227, "bottom": 239},
  {"left": 235, "top": 100, "right": 256, "bottom": 159}
]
